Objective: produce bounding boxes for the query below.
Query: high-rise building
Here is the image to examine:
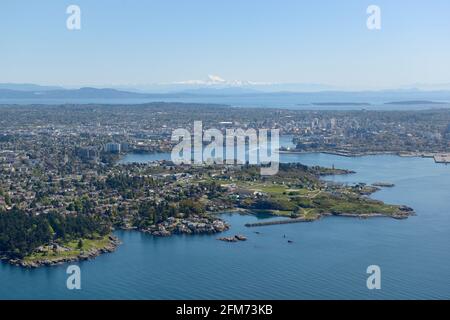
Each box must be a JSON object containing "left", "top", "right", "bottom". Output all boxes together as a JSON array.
[{"left": 105, "top": 143, "right": 121, "bottom": 153}]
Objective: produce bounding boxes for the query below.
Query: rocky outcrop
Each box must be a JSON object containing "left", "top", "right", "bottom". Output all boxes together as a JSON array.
[
  {"left": 218, "top": 234, "right": 247, "bottom": 242},
  {"left": 329, "top": 205, "right": 416, "bottom": 219},
  {"left": 218, "top": 236, "right": 238, "bottom": 242},
  {"left": 392, "top": 205, "right": 415, "bottom": 219},
  {"left": 5, "top": 235, "right": 120, "bottom": 268},
  {"left": 234, "top": 234, "right": 247, "bottom": 241}
]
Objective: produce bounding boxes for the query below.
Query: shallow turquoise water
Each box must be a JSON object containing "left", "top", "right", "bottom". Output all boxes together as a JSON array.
[{"left": 1, "top": 153, "right": 449, "bottom": 299}]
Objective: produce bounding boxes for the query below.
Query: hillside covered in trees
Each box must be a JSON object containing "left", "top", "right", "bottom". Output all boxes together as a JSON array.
[{"left": 0, "top": 209, "right": 110, "bottom": 259}]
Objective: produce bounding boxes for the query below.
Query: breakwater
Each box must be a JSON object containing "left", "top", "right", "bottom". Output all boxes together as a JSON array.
[{"left": 245, "top": 217, "right": 316, "bottom": 227}]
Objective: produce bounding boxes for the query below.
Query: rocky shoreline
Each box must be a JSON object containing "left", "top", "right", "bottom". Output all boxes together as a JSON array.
[
  {"left": 245, "top": 205, "right": 415, "bottom": 227},
  {"left": 1, "top": 205, "right": 415, "bottom": 268},
  {"left": 2, "top": 235, "right": 121, "bottom": 268},
  {"left": 218, "top": 234, "right": 247, "bottom": 242},
  {"left": 336, "top": 205, "right": 415, "bottom": 220},
  {"left": 2, "top": 215, "right": 231, "bottom": 268},
  {"left": 325, "top": 205, "right": 415, "bottom": 219}
]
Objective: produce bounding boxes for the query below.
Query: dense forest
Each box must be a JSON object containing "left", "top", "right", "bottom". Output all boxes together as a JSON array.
[{"left": 0, "top": 209, "right": 110, "bottom": 259}]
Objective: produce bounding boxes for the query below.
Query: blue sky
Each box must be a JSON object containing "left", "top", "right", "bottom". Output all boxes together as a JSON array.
[{"left": 1, "top": 0, "right": 449, "bottom": 89}]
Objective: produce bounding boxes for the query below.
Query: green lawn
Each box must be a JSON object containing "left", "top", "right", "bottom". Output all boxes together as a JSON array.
[{"left": 23, "top": 235, "right": 112, "bottom": 263}]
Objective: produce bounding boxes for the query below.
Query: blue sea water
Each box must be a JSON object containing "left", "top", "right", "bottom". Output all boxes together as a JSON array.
[
  {"left": 1, "top": 153, "right": 449, "bottom": 299},
  {"left": 1, "top": 97, "right": 450, "bottom": 111}
]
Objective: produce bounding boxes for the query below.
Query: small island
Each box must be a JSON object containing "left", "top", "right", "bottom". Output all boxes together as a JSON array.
[
  {"left": 311, "top": 102, "right": 371, "bottom": 106},
  {"left": 385, "top": 100, "right": 446, "bottom": 105}
]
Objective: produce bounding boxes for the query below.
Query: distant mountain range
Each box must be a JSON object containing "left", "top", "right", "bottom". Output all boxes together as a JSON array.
[
  {"left": 1, "top": 84, "right": 450, "bottom": 106},
  {"left": 0, "top": 83, "right": 64, "bottom": 91},
  {"left": 0, "top": 87, "right": 176, "bottom": 99}
]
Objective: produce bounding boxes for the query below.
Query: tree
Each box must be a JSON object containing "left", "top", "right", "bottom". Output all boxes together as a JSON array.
[
  {"left": 4, "top": 193, "right": 11, "bottom": 206},
  {"left": 0, "top": 210, "right": 110, "bottom": 259},
  {"left": 77, "top": 239, "right": 83, "bottom": 250}
]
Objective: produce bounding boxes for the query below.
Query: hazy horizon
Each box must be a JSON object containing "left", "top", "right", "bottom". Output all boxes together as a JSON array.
[{"left": 2, "top": 80, "right": 450, "bottom": 94}]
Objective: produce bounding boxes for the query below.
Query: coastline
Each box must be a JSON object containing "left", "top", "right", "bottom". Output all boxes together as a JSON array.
[
  {"left": 1, "top": 204, "right": 415, "bottom": 268},
  {"left": 279, "top": 149, "right": 450, "bottom": 163},
  {"left": 2, "top": 235, "right": 120, "bottom": 268},
  {"left": 243, "top": 206, "right": 415, "bottom": 228}
]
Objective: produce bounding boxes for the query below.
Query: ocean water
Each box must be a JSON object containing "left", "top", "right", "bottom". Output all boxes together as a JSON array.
[
  {"left": 1, "top": 97, "right": 449, "bottom": 110},
  {"left": 0, "top": 153, "right": 449, "bottom": 299}
]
